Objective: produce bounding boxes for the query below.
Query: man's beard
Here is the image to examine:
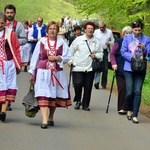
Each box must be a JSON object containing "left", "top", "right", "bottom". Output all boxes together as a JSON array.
[{"left": 6, "top": 16, "right": 14, "bottom": 21}]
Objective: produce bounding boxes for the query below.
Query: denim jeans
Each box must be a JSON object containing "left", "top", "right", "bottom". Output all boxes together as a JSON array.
[
  {"left": 94, "top": 49, "right": 108, "bottom": 88},
  {"left": 94, "top": 72, "right": 100, "bottom": 84},
  {"left": 124, "top": 71, "right": 146, "bottom": 117}
]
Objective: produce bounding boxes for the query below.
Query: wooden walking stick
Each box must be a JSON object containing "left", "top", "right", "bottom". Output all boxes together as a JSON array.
[{"left": 106, "top": 71, "right": 116, "bottom": 113}]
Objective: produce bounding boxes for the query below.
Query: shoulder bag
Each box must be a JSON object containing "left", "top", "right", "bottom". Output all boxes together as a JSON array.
[
  {"left": 131, "top": 53, "right": 147, "bottom": 73},
  {"left": 85, "top": 40, "right": 102, "bottom": 72}
]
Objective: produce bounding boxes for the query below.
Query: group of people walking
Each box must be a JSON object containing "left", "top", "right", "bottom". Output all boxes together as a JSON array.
[
  {"left": 110, "top": 21, "right": 150, "bottom": 124},
  {"left": 0, "top": 4, "right": 150, "bottom": 129}
]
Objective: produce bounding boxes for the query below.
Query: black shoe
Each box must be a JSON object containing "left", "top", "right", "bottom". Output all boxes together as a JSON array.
[
  {"left": 82, "top": 107, "right": 90, "bottom": 111},
  {"left": 127, "top": 111, "right": 132, "bottom": 120},
  {"left": 6, "top": 106, "right": 12, "bottom": 111},
  {"left": 48, "top": 121, "right": 54, "bottom": 126},
  {"left": 94, "top": 82, "right": 99, "bottom": 89},
  {"left": 74, "top": 102, "right": 81, "bottom": 110},
  {"left": 6, "top": 103, "right": 12, "bottom": 111},
  {"left": 41, "top": 124, "right": 48, "bottom": 129},
  {"left": 24, "top": 67, "right": 27, "bottom": 72},
  {"left": 0, "top": 112, "right": 6, "bottom": 122}
]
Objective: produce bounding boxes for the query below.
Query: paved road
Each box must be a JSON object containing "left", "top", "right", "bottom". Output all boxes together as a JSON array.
[{"left": 1, "top": 65, "right": 150, "bottom": 150}]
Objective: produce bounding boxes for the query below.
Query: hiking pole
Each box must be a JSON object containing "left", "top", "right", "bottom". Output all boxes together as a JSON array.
[
  {"left": 106, "top": 71, "right": 116, "bottom": 113},
  {"left": 68, "top": 64, "right": 74, "bottom": 87}
]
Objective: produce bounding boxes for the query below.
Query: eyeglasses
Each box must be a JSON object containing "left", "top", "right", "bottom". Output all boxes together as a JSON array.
[
  {"left": 86, "top": 28, "right": 94, "bottom": 30},
  {"left": 49, "top": 28, "right": 57, "bottom": 31}
]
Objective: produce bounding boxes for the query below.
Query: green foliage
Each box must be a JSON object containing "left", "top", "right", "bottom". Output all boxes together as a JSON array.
[
  {"left": 142, "top": 69, "right": 150, "bottom": 105},
  {"left": 72, "top": 0, "right": 150, "bottom": 36}
]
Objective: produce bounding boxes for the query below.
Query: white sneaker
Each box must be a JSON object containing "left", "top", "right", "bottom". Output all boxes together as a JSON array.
[
  {"left": 132, "top": 117, "right": 139, "bottom": 124},
  {"left": 118, "top": 110, "right": 127, "bottom": 114}
]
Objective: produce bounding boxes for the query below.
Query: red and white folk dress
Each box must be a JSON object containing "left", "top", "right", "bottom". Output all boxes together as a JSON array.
[
  {"left": 28, "top": 36, "right": 72, "bottom": 108},
  {"left": 0, "top": 28, "right": 21, "bottom": 103}
]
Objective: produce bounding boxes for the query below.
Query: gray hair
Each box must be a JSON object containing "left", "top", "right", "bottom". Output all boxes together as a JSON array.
[
  {"left": 0, "top": 12, "right": 6, "bottom": 22},
  {"left": 99, "top": 21, "right": 106, "bottom": 26},
  {"left": 122, "top": 26, "right": 132, "bottom": 36}
]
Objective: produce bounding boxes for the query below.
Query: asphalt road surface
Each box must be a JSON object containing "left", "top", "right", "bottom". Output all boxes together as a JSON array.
[{"left": 0, "top": 65, "right": 150, "bottom": 150}]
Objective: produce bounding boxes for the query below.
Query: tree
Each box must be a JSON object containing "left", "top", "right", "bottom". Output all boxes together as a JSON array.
[{"left": 72, "top": 0, "right": 150, "bottom": 35}]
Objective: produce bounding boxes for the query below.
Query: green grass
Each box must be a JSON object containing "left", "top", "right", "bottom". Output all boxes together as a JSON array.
[
  {"left": 0, "top": 0, "right": 98, "bottom": 23},
  {"left": 1, "top": 0, "right": 82, "bottom": 22},
  {"left": 107, "top": 64, "right": 150, "bottom": 106},
  {"left": 142, "top": 69, "right": 150, "bottom": 105}
]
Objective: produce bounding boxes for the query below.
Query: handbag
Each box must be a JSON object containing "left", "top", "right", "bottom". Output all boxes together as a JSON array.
[
  {"left": 22, "top": 83, "right": 39, "bottom": 118},
  {"left": 85, "top": 40, "right": 102, "bottom": 72},
  {"left": 131, "top": 54, "right": 147, "bottom": 73},
  {"left": 92, "top": 57, "right": 102, "bottom": 72}
]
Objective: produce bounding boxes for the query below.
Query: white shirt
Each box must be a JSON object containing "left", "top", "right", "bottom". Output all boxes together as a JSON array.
[
  {"left": 94, "top": 28, "right": 114, "bottom": 49},
  {"left": 69, "top": 34, "right": 103, "bottom": 72},
  {"left": 28, "top": 37, "right": 71, "bottom": 75},
  {"left": 28, "top": 24, "right": 46, "bottom": 41}
]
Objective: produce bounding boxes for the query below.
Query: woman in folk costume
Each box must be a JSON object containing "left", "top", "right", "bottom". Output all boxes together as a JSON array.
[
  {"left": 20, "top": 20, "right": 32, "bottom": 72},
  {"left": 0, "top": 12, "right": 21, "bottom": 122},
  {"left": 28, "top": 21, "right": 72, "bottom": 129}
]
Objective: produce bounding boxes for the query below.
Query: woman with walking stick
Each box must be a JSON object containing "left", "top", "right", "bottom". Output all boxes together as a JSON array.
[{"left": 110, "top": 26, "right": 132, "bottom": 114}]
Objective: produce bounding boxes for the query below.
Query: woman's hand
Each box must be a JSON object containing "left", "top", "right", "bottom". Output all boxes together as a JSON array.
[
  {"left": 29, "top": 74, "right": 34, "bottom": 83},
  {"left": 68, "top": 62, "right": 73, "bottom": 67},
  {"left": 89, "top": 53, "right": 95, "bottom": 59},
  {"left": 112, "top": 64, "right": 117, "bottom": 71},
  {"left": 48, "top": 56, "right": 62, "bottom": 62},
  {"left": 138, "top": 43, "right": 145, "bottom": 51},
  {"left": 16, "top": 69, "right": 21, "bottom": 75}
]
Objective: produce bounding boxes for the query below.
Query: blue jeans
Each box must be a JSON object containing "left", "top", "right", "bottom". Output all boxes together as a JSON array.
[
  {"left": 94, "top": 49, "right": 108, "bottom": 88},
  {"left": 94, "top": 72, "right": 100, "bottom": 83},
  {"left": 124, "top": 71, "right": 146, "bottom": 117}
]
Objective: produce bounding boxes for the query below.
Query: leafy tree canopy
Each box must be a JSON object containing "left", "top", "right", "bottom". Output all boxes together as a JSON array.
[{"left": 72, "top": 0, "right": 150, "bottom": 35}]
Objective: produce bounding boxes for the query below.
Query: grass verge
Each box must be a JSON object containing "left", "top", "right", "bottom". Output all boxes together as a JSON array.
[{"left": 107, "top": 62, "right": 150, "bottom": 118}]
